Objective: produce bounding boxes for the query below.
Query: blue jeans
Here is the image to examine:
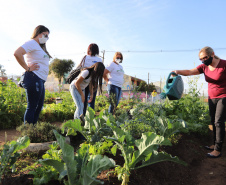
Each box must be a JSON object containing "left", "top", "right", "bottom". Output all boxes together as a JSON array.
[
  {"left": 21, "top": 72, "right": 45, "bottom": 124},
  {"left": 108, "top": 84, "right": 122, "bottom": 114},
  {"left": 70, "top": 84, "right": 84, "bottom": 119},
  {"left": 83, "top": 86, "right": 97, "bottom": 115}
]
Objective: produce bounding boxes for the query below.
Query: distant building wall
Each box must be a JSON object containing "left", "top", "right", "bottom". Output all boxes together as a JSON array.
[
  {"left": 102, "top": 74, "right": 135, "bottom": 91},
  {"left": 45, "top": 73, "right": 145, "bottom": 92},
  {"left": 45, "top": 74, "right": 69, "bottom": 92}
]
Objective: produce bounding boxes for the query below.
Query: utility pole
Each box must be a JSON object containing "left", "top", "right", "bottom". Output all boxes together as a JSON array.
[
  {"left": 160, "top": 77, "right": 162, "bottom": 93},
  {"left": 148, "top": 73, "right": 149, "bottom": 85},
  {"left": 102, "top": 50, "right": 105, "bottom": 63}
]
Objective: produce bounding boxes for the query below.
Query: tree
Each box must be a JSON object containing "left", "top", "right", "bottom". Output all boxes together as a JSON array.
[
  {"left": 49, "top": 58, "right": 74, "bottom": 85},
  {"left": 146, "top": 82, "right": 156, "bottom": 93},
  {"left": 136, "top": 81, "right": 156, "bottom": 93},
  {"left": 0, "top": 64, "right": 7, "bottom": 76}
]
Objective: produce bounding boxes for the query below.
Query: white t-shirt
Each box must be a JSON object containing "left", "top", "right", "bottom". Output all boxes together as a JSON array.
[
  {"left": 76, "top": 55, "right": 102, "bottom": 68},
  {"left": 106, "top": 62, "right": 124, "bottom": 88},
  {"left": 71, "top": 70, "right": 91, "bottom": 90},
  {"left": 21, "top": 39, "right": 50, "bottom": 81}
]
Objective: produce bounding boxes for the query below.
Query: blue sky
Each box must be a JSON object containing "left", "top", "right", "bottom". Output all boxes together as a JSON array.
[{"left": 1, "top": 0, "right": 226, "bottom": 95}]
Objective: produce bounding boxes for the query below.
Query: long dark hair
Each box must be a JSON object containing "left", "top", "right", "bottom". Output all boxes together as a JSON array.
[
  {"left": 84, "top": 62, "right": 105, "bottom": 93},
  {"left": 31, "top": 25, "right": 52, "bottom": 58},
  {"left": 87, "top": 43, "right": 99, "bottom": 56}
]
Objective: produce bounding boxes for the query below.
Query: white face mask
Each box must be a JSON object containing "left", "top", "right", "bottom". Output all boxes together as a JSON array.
[
  {"left": 115, "top": 59, "right": 122, "bottom": 64},
  {"left": 39, "top": 35, "right": 48, "bottom": 44}
]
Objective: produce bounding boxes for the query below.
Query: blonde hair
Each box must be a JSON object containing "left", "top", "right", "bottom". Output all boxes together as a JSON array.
[
  {"left": 113, "top": 52, "right": 123, "bottom": 62},
  {"left": 199, "top": 46, "right": 220, "bottom": 59}
]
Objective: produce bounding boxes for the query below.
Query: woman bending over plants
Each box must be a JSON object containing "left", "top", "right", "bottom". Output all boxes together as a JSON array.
[{"left": 70, "top": 62, "right": 105, "bottom": 122}]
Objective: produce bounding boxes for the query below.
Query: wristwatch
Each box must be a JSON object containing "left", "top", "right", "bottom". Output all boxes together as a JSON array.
[{"left": 27, "top": 67, "right": 31, "bottom": 72}]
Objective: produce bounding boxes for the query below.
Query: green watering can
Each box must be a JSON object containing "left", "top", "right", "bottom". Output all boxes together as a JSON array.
[{"left": 160, "top": 72, "right": 184, "bottom": 100}]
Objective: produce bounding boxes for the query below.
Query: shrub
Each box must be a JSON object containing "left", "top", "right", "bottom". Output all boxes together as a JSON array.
[
  {"left": 16, "top": 122, "right": 62, "bottom": 143},
  {"left": 0, "top": 80, "right": 26, "bottom": 129},
  {"left": 95, "top": 95, "right": 109, "bottom": 113}
]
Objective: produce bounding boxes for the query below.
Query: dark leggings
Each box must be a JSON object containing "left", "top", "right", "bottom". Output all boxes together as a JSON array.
[{"left": 208, "top": 97, "right": 226, "bottom": 152}]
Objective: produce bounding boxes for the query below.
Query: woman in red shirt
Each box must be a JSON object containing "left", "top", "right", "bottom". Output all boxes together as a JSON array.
[{"left": 174, "top": 46, "right": 226, "bottom": 158}]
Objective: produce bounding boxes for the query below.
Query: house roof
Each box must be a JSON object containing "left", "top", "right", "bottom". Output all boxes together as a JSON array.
[{"left": 130, "top": 76, "right": 145, "bottom": 82}]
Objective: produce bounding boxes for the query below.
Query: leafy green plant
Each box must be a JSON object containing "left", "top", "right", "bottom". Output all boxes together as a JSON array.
[
  {"left": 62, "top": 107, "right": 113, "bottom": 144},
  {"left": 104, "top": 125, "right": 187, "bottom": 185},
  {"left": 126, "top": 103, "right": 186, "bottom": 139},
  {"left": 44, "top": 89, "right": 57, "bottom": 104},
  {"left": 107, "top": 93, "right": 118, "bottom": 115},
  {"left": 41, "top": 130, "right": 115, "bottom": 185},
  {"left": 16, "top": 122, "right": 61, "bottom": 143},
  {"left": 95, "top": 94, "right": 109, "bottom": 113},
  {"left": 162, "top": 76, "right": 209, "bottom": 134},
  {"left": 0, "top": 80, "right": 26, "bottom": 129},
  {"left": 88, "top": 141, "right": 113, "bottom": 155},
  {"left": 150, "top": 115, "right": 186, "bottom": 138},
  {"left": 28, "top": 142, "right": 62, "bottom": 185},
  {"left": 0, "top": 136, "right": 30, "bottom": 183}
]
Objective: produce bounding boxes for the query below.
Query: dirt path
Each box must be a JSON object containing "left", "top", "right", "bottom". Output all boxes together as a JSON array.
[
  {"left": 195, "top": 128, "right": 226, "bottom": 185},
  {"left": 196, "top": 147, "right": 226, "bottom": 185},
  {"left": 0, "top": 129, "right": 21, "bottom": 145}
]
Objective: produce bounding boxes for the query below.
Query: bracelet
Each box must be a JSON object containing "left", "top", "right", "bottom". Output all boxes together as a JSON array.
[{"left": 27, "top": 67, "right": 31, "bottom": 72}]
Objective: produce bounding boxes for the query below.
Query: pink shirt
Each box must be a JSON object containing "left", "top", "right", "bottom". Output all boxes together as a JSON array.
[{"left": 197, "top": 59, "right": 226, "bottom": 99}]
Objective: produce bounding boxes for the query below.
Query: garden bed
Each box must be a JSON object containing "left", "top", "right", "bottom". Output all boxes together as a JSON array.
[{"left": 2, "top": 130, "right": 226, "bottom": 185}]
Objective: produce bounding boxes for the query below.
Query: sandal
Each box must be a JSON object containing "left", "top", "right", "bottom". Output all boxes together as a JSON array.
[{"left": 204, "top": 146, "right": 214, "bottom": 150}]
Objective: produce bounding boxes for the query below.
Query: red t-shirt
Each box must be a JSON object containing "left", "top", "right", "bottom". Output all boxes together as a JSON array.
[{"left": 196, "top": 59, "right": 226, "bottom": 99}]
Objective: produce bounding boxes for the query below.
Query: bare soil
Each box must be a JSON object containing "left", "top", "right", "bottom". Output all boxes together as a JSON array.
[{"left": 1, "top": 125, "right": 226, "bottom": 185}]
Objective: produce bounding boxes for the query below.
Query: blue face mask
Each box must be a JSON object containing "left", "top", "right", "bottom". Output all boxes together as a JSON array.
[{"left": 202, "top": 56, "right": 213, "bottom": 66}]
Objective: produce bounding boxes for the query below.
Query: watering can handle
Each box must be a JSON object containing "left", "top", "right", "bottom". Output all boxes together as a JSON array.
[{"left": 166, "top": 72, "right": 178, "bottom": 88}]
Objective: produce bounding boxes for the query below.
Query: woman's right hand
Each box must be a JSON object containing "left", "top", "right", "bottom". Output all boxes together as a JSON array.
[
  {"left": 171, "top": 70, "right": 177, "bottom": 77},
  {"left": 105, "top": 78, "right": 109, "bottom": 86}
]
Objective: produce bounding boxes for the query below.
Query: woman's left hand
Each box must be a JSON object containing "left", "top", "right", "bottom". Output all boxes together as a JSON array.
[
  {"left": 88, "top": 95, "right": 93, "bottom": 103},
  {"left": 29, "top": 63, "right": 40, "bottom": 71}
]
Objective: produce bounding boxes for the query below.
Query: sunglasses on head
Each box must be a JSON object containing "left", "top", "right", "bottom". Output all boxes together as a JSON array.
[{"left": 199, "top": 56, "right": 209, "bottom": 61}]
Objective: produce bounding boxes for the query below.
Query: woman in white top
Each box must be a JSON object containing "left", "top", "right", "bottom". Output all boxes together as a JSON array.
[
  {"left": 103, "top": 52, "right": 124, "bottom": 114},
  {"left": 70, "top": 62, "right": 105, "bottom": 121},
  {"left": 76, "top": 43, "right": 102, "bottom": 116},
  {"left": 14, "top": 25, "right": 51, "bottom": 124}
]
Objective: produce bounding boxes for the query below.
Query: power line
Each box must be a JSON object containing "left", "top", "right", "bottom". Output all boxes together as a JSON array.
[
  {"left": 104, "top": 48, "right": 226, "bottom": 53},
  {"left": 2, "top": 47, "right": 226, "bottom": 62},
  {"left": 123, "top": 66, "right": 173, "bottom": 70}
]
